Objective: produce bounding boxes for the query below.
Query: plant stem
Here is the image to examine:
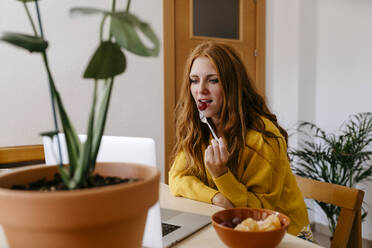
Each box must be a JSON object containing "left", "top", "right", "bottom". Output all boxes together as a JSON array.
[
  {"left": 126, "top": 0, "right": 131, "bottom": 12},
  {"left": 350, "top": 169, "right": 353, "bottom": 187},
  {"left": 99, "top": 15, "right": 108, "bottom": 42},
  {"left": 33, "top": 1, "right": 64, "bottom": 169},
  {"left": 88, "top": 80, "right": 99, "bottom": 172},
  {"left": 92, "top": 81, "right": 98, "bottom": 118},
  {"left": 112, "top": 0, "right": 117, "bottom": 13},
  {"left": 34, "top": 1, "right": 44, "bottom": 38},
  {"left": 22, "top": 2, "right": 38, "bottom": 36},
  {"left": 108, "top": 0, "right": 117, "bottom": 41},
  {"left": 41, "top": 52, "right": 64, "bottom": 168}
]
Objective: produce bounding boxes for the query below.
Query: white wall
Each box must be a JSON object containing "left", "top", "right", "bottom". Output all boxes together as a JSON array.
[
  {"left": 267, "top": 0, "right": 372, "bottom": 240},
  {"left": 0, "top": 0, "right": 164, "bottom": 180}
]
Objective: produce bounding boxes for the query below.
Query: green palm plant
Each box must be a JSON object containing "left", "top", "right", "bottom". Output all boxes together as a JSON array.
[
  {"left": 289, "top": 112, "right": 372, "bottom": 234},
  {"left": 0, "top": 0, "right": 159, "bottom": 189}
]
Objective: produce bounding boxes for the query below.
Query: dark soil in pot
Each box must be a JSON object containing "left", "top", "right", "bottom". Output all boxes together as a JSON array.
[{"left": 11, "top": 173, "right": 139, "bottom": 191}]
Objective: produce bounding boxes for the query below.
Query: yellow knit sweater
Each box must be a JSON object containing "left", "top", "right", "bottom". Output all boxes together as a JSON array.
[{"left": 169, "top": 118, "right": 310, "bottom": 235}]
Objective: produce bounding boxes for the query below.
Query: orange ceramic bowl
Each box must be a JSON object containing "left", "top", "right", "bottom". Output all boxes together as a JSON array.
[{"left": 212, "top": 208, "right": 290, "bottom": 248}]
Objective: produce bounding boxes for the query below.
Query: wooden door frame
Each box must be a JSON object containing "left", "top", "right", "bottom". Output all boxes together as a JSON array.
[{"left": 163, "top": 0, "right": 266, "bottom": 183}]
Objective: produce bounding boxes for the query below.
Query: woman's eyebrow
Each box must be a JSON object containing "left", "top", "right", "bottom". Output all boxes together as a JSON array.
[
  {"left": 206, "top": 74, "right": 217, "bottom": 78},
  {"left": 189, "top": 73, "right": 217, "bottom": 78}
]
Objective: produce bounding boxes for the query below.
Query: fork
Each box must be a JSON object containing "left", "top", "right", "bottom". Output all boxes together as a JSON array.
[{"left": 199, "top": 111, "right": 219, "bottom": 140}]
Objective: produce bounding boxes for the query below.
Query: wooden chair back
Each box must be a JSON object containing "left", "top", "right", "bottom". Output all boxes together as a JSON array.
[
  {"left": 0, "top": 145, "right": 45, "bottom": 168},
  {"left": 295, "top": 176, "right": 365, "bottom": 248}
]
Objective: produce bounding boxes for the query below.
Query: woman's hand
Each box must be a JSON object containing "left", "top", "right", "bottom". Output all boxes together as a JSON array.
[
  {"left": 204, "top": 137, "right": 229, "bottom": 178},
  {"left": 212, "top": 193, "right": 234, "bottom": 209}
]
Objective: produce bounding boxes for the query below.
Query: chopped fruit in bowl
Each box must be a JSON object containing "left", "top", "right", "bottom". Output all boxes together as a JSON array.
[
  {"left": 212, "top": 208, "right": 290, "bottom": 248},
  {"left": 235, "top": 214, "right": 281, "bottom": 232}
]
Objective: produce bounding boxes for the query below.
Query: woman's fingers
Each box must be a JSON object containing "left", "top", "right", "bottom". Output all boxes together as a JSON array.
[
  {"left": 211, "top": 139, "right": 221, "bottom": 163},
  {"left": 208, "top": 138, "right": 229, "bottom": 165},
  {"left": 218, "top": 137, "right": 229, "bottom": 163},
  {"left": 204, "top": 145, "right": 214, "bottom": 166},
  {"left": 205, "top": 138, "right": 230, "bottom": 178}
]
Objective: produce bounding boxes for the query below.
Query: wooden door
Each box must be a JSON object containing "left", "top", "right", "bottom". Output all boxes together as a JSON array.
[{"left": 163, "top": 0, "right": 266, "bottom": 183}]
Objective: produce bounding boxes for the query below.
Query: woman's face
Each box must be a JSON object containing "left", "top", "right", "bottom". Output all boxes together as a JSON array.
[{"left": 190, "top": 56, "right": 224, "bottom": 125}]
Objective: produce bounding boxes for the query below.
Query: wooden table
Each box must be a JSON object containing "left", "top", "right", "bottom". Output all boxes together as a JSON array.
[
  {"left": 159, "top": 183, "right": 324, "bottom": 248},
  {"left": 0, "top": 183, "right": 324, "bottom": 248}
]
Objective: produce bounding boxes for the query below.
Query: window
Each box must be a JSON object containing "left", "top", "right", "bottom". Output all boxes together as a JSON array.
[{"left": 193, "top": 0, "right": 240, "bottom": 39}]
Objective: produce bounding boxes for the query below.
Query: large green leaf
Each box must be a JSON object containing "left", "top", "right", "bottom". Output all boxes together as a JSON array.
[
  {"left": 58, "top": 166, "right": 73, "bottom": 188},
  {"left": 70, "top": 8, "right": 160, "bottom": 57},
  {"left": 73, "top": 94, "right": 96, "bottom": 188},
  {"left": 51, "top": 85, "right": 81, "bottom": 174},
  {"left": 0, "top": 32, "right": 48, "bottom": 53},
  {"left": 83, "top": 41, "right": 126, "bottom": 79},
  {"left": 110, "top": 13, "right": 160, "bottom": 57},
  {"left": 91, "top": 79, "right": 114, "bottom": 169}
]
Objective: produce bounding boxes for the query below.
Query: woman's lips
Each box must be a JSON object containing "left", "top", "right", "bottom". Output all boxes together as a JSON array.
[{"left": 198, "top": 102, "right": 207, "bottom": 110}]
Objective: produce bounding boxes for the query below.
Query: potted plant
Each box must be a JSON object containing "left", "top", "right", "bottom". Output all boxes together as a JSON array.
[
  {"left": 289, "top": 112, "right": 372, "bottom": 235},
  {"left": 0, "top": 0, "right": 160, "bottom": 247}
]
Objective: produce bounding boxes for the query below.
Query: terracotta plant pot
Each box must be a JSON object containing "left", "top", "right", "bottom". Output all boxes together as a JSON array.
[{"left": 0, "top": 162, "right": 160, "bottom": 248}]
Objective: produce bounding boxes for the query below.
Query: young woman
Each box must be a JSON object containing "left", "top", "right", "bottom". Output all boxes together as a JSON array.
[{"left": 168, "top": 41, "right": 312, "bottom": 239}]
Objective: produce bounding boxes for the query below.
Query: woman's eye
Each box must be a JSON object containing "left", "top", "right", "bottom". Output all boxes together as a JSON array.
[
  {"left": 210, "top": 79, "right": 219, "bottom": 83},
  {"left": 190, "top": 79, "right": 198, "bottom": 84}
]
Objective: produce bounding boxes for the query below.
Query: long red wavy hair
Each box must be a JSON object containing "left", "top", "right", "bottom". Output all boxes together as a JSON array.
[{"left": 171, "top": 41, "right": 288, "bottom": 181}]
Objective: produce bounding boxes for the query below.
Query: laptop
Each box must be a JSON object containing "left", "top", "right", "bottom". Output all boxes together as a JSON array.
[
  {"left": 43, "top": 134, "right": 211, "bottom": 248},
  {"left": 159, "top": 208, "right": 211, "bottom": 248}
]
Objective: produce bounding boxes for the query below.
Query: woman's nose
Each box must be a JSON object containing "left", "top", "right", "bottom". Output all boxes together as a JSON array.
[{"left": 198, "top": 80, "right": 208, "bottom": 94}]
